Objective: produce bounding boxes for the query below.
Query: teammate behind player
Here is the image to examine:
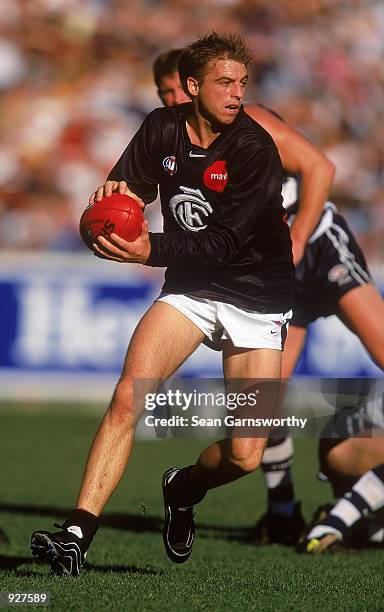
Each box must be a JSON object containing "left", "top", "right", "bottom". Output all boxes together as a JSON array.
[
  {"left": 31, "top": 32, "right": 294, "bottom": 574},
  {"left": 153, "top": 49, "right": 191, "bottom": 107},
  {"left": 153, "top": 48, "right": 384, "bottom": 546}
]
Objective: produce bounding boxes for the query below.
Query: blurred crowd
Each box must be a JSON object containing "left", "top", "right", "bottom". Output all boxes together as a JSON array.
[{"left": 0, "top": 0, "right": 383, "bottom": 262}]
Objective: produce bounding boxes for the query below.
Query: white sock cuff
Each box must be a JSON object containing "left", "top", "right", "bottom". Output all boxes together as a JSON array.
[
  {"left": 353, "top": 470, "right": 384, "bottom": 512},
  {"left": 265, "top": 471, "right": 285, "bottom": 488},
  {"left": 330, "top": 499, "right": 361, "bottom": 526},
  {"left": 262, "top": 437, "right": 293, "bottom": 465},
  {"left": 308, "top": 524, "right": 342, "bottom": 541}
]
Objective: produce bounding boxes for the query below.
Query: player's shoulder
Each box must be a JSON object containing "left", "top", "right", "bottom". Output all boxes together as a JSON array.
[
  {"left": 245, "top": 103, "right": 285, "bottom": 123},
  {"left": 146, "top": 103, "right": 191, "bottom": 125},
  {"left": 237, "top": 106, "right": 278, "bottom": 149}
]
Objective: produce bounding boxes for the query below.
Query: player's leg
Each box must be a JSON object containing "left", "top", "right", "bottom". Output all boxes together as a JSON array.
[
  {"left": 338, "top": 283, "right": 384, "bottom": 369},
  {"left": 253, "top": 325, "right": 307, "bottom": 544},
  {"left": 189, "top": 344, "right": 282, "bottom": 489},
  {"left": 306, "top": 463, "right": 384, "bottom": 553},
  {"left": 323, "top": 213, "right": 384, "bottom": 369},
  {"left": 76, "top": 301, "right": 205, "bottom": 514},
  {"left": 281, "top": 324, "right": 307, "bottom": 378},
  {"left": 31, "top": 301, "right": 205, "bottom": 575},
  {"left": 327, "top": 434, "right": 384, "bottom": 479},
  {"left": 162, "top": 345, "right": 282, "bottom": 562},
  {"left": 306, "top": 425, "right": 384, "bottom": 553}
]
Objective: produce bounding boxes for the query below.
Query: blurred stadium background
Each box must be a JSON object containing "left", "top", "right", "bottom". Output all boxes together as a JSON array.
[
  {"left": 0, "top": 0, "right": 383, "bottom": 404},
  {"left": 0, "top": 3, "right": 383, "bottom": 608}
]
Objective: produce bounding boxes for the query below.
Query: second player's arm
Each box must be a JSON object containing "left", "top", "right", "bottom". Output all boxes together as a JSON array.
[{"left": 245, "top": 105, "right": 335, "bottom": 263}]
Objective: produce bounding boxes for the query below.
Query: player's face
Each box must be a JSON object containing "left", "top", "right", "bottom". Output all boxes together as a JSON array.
[
  {"left": 157, "top": 72, "right": 190, "bottom": 107},
  {"left": 190, "top": 59, "right": 248, "bottom": 125}
]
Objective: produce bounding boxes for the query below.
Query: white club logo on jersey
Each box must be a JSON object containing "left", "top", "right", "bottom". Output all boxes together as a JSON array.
[{"left": 169, "top": 186, "right": 213, "bottom": 232}]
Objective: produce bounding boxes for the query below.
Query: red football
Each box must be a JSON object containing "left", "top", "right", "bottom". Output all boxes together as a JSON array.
[{"left": 79, "top": 193, "right": 144, "bottom": 251}]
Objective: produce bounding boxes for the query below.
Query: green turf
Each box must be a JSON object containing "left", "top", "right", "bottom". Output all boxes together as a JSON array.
[{"left": 0, "top": 405, "right": 383, "bottom": 611}]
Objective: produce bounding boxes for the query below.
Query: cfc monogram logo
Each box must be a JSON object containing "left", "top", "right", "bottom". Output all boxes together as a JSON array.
[{"left": 169, "top": 186, "right": 213, "bottom": 232}]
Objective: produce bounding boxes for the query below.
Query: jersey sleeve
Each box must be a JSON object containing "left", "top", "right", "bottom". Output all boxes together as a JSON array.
[
  {"left": 147, "top": 143, "right": 283, "bottom": 268},
  {"left": 107, "top": 109, "right": 162, "bottom": 204}
]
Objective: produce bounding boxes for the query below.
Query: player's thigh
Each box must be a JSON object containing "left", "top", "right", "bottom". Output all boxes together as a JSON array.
[
  {"left": 338, "top": 283, "right": 384, "bottom": 368},
  {"left": 222, "top": 344, "right": 282, "bottom": 379},
  {"left": 123, "top": 301, "right": 205, "bottom": 380},
  {"left": 281, "top": 325, "right": 307, "bottom": 378},
  {"left": 114, "top": 301, "right": 205, "bottom": 416},
  {"left": 222, "top": 344, "right": 282, "bottom": 465},
  {"left": 327, "top": 430, "right": 384, "bottom": 477}
]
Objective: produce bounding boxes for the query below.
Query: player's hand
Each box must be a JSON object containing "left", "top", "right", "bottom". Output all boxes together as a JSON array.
[
  {"left": 291, "top": 237, "right": 306, "bottom": 265},
  {"left": 88, "top": 180, "right": 144, "bottom": 209},
  {"left": 92, "top": 220, "right": 151, "bottom": 264},
  {"left": 290, "top": 226, "right": 307, "bottom": 265}
]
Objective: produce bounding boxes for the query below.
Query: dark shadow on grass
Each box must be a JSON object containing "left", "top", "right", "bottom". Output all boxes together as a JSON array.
[
  {"left": 0, "top": 527, "right": 9, "bottom": 544},
  {"left": 0, "top": 503, "right": 161, "bottom": 532},
  {"left": 0, "top": 502, "right": 252, "bottom": 541},
  {"left": 0, "top": 555, "right": 162, "bottom": 576},
  {"left": 0, "top": 555, "right": 32, "bottom": 570},
  {"left": 87, "top": 563, "right": 161, "bottom": 575}
]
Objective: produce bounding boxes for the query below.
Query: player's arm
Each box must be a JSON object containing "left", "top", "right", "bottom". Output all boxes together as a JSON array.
[
  {"left": 91, "top": 110, "right": 162, "bottom": 264},
  {"left": 245, "top": 104, "right": 335, "bottom": 264}
]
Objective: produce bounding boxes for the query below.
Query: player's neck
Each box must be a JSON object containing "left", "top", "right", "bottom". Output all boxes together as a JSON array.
[{"left": 185, "top": 110, "right": 220, "bottom": 149}]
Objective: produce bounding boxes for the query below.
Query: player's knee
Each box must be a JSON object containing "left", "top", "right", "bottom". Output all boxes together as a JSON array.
[
  {"left": 109, "top": 378, "right": 138, "bottom": 427},
  {"left": 229, "top": 454, "right": 262, "bottom": 473},
  {"left": 227, "top": 442, "right": 263, "bottom": 473}
]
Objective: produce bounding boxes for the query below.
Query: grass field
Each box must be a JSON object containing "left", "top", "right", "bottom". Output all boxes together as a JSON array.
[{"left": 0, "top": 403, "right": 383, "bottom": 611}]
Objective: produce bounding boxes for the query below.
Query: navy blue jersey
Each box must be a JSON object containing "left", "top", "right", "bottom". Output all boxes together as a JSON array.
[
  {"left": 108, "top": 103, "right": 293, "bottom": 313},
  {"left": 280, "top": 175, "right": 372, "bottom": 327}
]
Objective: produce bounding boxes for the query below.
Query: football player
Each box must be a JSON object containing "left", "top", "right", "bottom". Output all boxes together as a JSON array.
[{"left": 31, "top": 32, "right": 294, "bottom": 574}]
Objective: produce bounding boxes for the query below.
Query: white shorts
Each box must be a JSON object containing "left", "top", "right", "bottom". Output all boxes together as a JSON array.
[{"left": 157, "top": 293, "right": 292, "bottom": 351}]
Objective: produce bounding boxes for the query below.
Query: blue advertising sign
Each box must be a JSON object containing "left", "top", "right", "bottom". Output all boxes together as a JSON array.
[{"left": 0, "top": 254, "right": 382, "bottom": 400}]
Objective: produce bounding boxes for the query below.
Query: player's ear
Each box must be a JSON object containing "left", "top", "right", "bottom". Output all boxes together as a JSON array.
[{"left": 186, "top": 77, "right": 199, "bottom": 97}]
